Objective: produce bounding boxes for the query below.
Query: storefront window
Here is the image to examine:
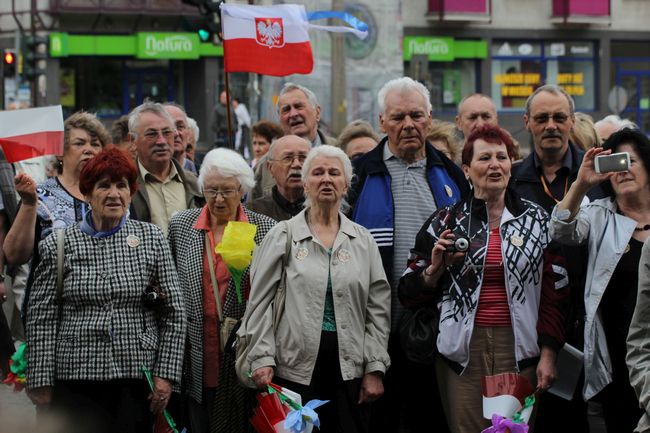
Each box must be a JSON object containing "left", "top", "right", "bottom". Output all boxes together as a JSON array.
[{"left": 491, "top": 40, "right": 596, "bottom": 111}]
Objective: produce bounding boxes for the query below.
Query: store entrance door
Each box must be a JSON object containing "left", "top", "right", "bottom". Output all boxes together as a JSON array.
[
  {"left": 123, "top": 64, "right": 174, "bottom": 113},
  {"left": 617, "top": 70, "right": 650, "bottom": 133}
]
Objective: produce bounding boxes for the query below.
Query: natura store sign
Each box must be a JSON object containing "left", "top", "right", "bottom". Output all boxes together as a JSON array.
[{"left": 137, "top": 33, "right": 200, "bottom": 59}]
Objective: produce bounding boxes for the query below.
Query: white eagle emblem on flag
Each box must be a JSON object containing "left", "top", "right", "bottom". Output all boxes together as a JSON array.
[{"left": 255, "top": 17, "right": 285, "bottom": 48}]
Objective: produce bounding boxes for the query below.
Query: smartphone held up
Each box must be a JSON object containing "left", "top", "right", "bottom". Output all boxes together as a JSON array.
[{"left": 595, "top": 151, "right": 630, "bottom": 174}]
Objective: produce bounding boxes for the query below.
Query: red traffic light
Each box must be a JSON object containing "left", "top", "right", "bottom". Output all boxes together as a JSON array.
[{"left": 3, "top": 51, "right": 15, "bottom": 65}]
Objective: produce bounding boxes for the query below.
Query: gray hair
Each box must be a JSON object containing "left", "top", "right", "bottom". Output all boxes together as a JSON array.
[
  {"left": 128, "top": 101, "right": 175, "bottom": 138},
  {"left": 377, "top": 77, "right": 432, "bottom": 115},
  {"left": 301, "top": 145, "right": 353, "bottom": 209},
  {"left": 268, "top": 135, "right": 310, "bottom": 160},
  {"left": 187, "top": 117, "right": 200, "bottom": 142},
  {"left": 198, "top": 148, "right": 255, "bottom": 194},
  {"left": 277, "top": 82, "right": 319, "bottom": 112},
  {"left": 524, "top": 84, "right": 575, "bottom": 116},
  {"left": 594, "top": 114, "right": 638, "bottom": 132}
]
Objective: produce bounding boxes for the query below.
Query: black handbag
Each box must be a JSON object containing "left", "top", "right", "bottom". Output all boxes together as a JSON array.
[{"left": 398, "top": 304, "right": 440, "bottom": 365}]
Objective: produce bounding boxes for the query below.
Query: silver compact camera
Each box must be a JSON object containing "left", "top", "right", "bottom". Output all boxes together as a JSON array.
[{"left": 446, "top": 236, "right": 469, "bottom": 253}]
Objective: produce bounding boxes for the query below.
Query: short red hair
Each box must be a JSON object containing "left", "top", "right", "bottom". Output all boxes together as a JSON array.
[
  {"left": 462, "top": 124, "right": 516, "bottom": 166},
  {"left": 79, "top": 146, "right": 139, "bottom": 196}
]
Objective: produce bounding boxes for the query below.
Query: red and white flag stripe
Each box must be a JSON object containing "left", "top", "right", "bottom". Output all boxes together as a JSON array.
[
  {"left": 0, "top": 105, "right": 64, "bottom": 163},
  {"left": 221, "top": 4, "right": 313, "bottom": 76}
]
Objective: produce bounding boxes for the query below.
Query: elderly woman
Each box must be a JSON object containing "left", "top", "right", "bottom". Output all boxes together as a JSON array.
[
  {"left": 25, "top": 147, "right": 185, "bottom": 433},
  {"left": 338, "top": 119, "right": 379, "bottom": 161},
  {"left": 399, "top": 125, "right": 567, "bottom": 433},
  {"left": 426, "top": 120, "right": 462, "bottom": 164},
  {"left": 3, "top": 111, "right": 110, "bottom": 314},
  {"left": 551, "top": 128, "right": 650, "bottom": 433},
  {"left": 239, "top": 145, "right": 391, "bottom": 433},
  {"left": 167, "top": 148, "right": 275, "bottom": 433}
]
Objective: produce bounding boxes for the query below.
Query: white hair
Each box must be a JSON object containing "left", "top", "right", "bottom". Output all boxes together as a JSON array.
[
  {"left": 594, "top": 114, "right": 638, "bottom": 132},
  {"left": 187, "top": 117, "right": 200, "bottom": 142},
  {"left": 128, "top": 101, "right": 175, "bottom": 137},
  {"left": 198, "top": 148, "right": 255, "bottom": 194},
  {"left": 301, "top": 145, "right": 352, "bottom": 209},
  {"left": 377, "top": 77, "right": 432, "bottom": 115},
  {"left": 277, "top": 82, "right": 319, "bottom": 111}
]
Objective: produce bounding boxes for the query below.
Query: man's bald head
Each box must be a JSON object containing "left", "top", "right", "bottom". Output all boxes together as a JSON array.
[{"left": 455, "top": 94, "right": 498, "bottom": 139}]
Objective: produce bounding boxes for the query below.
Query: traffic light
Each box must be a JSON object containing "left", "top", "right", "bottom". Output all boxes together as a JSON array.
[
  {"left": 183, "top": 0, "right": 223, "bottom": 43},
  {"left": 3, "top": 49, "right": 16, "bottom": 78},
  {"left": 24, "top": 35, "right": 48, "bottom": 80}
]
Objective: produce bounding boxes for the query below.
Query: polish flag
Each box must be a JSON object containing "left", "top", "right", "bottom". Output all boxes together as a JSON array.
[
  {"left": 0, "top": 105, "right": 64, "bottom": 163},
  {"left": 221, "top": 4, "right": 313, "bottom": 77},
  {"left": 482, "top": 373, "right": 534, "bottom": 423}
]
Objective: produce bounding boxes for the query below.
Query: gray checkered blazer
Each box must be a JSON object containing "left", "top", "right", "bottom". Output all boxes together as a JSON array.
[
  {"left": 168, "top": 206, "right": 276, "bottom": 404},
  {"left": 26, "top": 220, "right": 186, "bottom": 389}
]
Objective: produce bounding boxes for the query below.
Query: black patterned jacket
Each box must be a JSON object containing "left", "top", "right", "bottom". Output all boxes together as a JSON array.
[
  {"left": 399, "top": 189, "right": 568, "bottom": 374},
  {"left": 26, "top": 220, "right": 186, "bottom": 388},
  {"left": 167, "top": 206, "right": 276, "bottom": 404}
]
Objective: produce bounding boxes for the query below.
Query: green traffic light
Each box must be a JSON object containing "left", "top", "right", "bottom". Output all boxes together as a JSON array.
[{"left": 198, "top": 29, "right": 211, "bottom": 42}]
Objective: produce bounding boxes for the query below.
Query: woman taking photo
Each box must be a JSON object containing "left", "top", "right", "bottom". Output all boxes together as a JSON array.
[
  {"left": 550, "top": 128, "right": 650, "bottom": 433},
  {"left": 239, "top": 145, "right": 391, "bottom": 433},
  {"left": 167, "top": 148, "right": 276, "bottom": 433},
  {"left": 25, "top": 147, "right": 185, "bottom": 432},
  {"left": 399, "top": 124, "right": 567, "bottom": 433}
]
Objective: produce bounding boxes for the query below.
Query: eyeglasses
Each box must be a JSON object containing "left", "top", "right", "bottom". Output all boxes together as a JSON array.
[
  {"left": 532, "top": 113, "right": 570, "bottom": 125},
  {"left": 143, "top": 129, "right": 175, "bottom": 142},
  {"left": 203, "top": 187, "right": 240, "bottom": 199},
  {"left": 271, "top": 153, "right": 308, "bottom": 165}
]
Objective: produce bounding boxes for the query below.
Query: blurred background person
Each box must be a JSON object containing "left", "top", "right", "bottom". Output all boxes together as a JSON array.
[
  {"left": 168, "top": 148, "right": 275, "bottom": 433},
  {"left": 594, "top": 114, "right": 638, "bottom": 144},
  {"left": 426, "top": 120, "right": 462, "bottom": 164},
  {"left": 250, "top": 120, "right": 283, "bottom": 169},
  {"left": 233, "top": 96, "right": 252, "bottom": 160},
  {"left": 242, "top": 146, "right": 391, "bottom": 433},
  {"left": 338, "top": 119, "right": 379, "bottom": 162},
  {"left": 111, "top": 115, "right": 136, "bottom": 160},
  {"left": 400, "top": 125, "right": 567, "bottom": 433},
  {"left": 455, "top": 94, "right": 498, "bottom": 141},
  {"left": 571, "top": 112, "right": 600, "bottom": 150},
  {"left": 164, "top": 103, "right": 197, "bottom": 175},
  {"left": 3, "top": 111, "right": 110, "bottom": 313},
  {"left": 187, "top": 117, "right": 199, "bottom": 166},
  {"left": 551, "top": 128, "right": 650, "bottom": 433},
  {"left": 25, "top": 147, "right": 185, "bottom": 433}
]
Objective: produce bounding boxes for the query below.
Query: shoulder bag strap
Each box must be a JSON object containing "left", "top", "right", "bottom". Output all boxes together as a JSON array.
[{"left": 205, "top": 235, "right": 224, "bottom": 324}]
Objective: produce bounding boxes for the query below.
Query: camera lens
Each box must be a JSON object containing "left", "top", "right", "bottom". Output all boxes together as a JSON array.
[{"left": 454, "top": 238, "right": 469, "bottom": 252}]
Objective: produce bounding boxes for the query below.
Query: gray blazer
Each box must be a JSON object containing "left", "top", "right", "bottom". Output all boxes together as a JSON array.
[
  {"left": 627, "top": 237, "right": 650, "bottom": 433},
  {"left": 167, "top": 206, "right": 276, "bottom": 404},
  {"left": 26, "top": 220, "right": 186, "bottom": 389}
]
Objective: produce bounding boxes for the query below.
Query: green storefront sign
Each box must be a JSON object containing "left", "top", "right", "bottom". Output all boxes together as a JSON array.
[
  {"left": 403, "top": 37, "right": 487, "bottom": 61},
  {"left": 49, "top": 32, "right": 223, "bottom": 59}
]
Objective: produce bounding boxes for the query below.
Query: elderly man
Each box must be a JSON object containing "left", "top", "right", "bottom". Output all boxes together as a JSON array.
[
  {"left": 248, "top": 83, "right": 337, "bottom": 203},
  {"left": 455, "top": 93, "right": 498, "bottom": 139},
  {"left": 510, "top": 84, "right": 604, "bottom": 433},
  {"left": 249, "top": 135, "right": 308, "bottom": 221},
  {"left": 349, "top": 77, "right": 468, "bottom": 433},
  {"left": 164, "top": 103, "right": 197, "bottom": 175},
  {"left": 129, "top": 101, "right": 202, "bottom": 234}
]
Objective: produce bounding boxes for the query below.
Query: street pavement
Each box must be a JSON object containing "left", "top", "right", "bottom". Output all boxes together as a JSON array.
[{"left": 0, "top": 384, "right": 36, "bottom": 433}]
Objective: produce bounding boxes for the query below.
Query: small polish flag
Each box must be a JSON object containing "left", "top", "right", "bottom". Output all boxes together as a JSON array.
[
  {"left": 482, "top": 373, "right": 535, "bottom": 424},
  {"left": 0, "top": 106, "right": 64, "bottom": 163},
  {"left": 221, "top": 4, "right": 313, "bottom": 77}
]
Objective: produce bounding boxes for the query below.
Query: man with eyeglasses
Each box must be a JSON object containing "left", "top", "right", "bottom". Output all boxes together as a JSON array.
[
  {"left": 128, "top": 101, "right": 203, "bottom": 235},
  {"left": 249, "top": 135, "right": 309, "bottom": 221},
  {"left": 510, "top": 84, "right": 603, "bottom": 433},
  {"left": 247, "top": 82, "right": 338, "bottom": 204}
]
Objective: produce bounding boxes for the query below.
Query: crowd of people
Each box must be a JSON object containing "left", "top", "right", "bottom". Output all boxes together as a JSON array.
[{"left": 0, "top": 76, "right": 648, "bottom": 433}]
